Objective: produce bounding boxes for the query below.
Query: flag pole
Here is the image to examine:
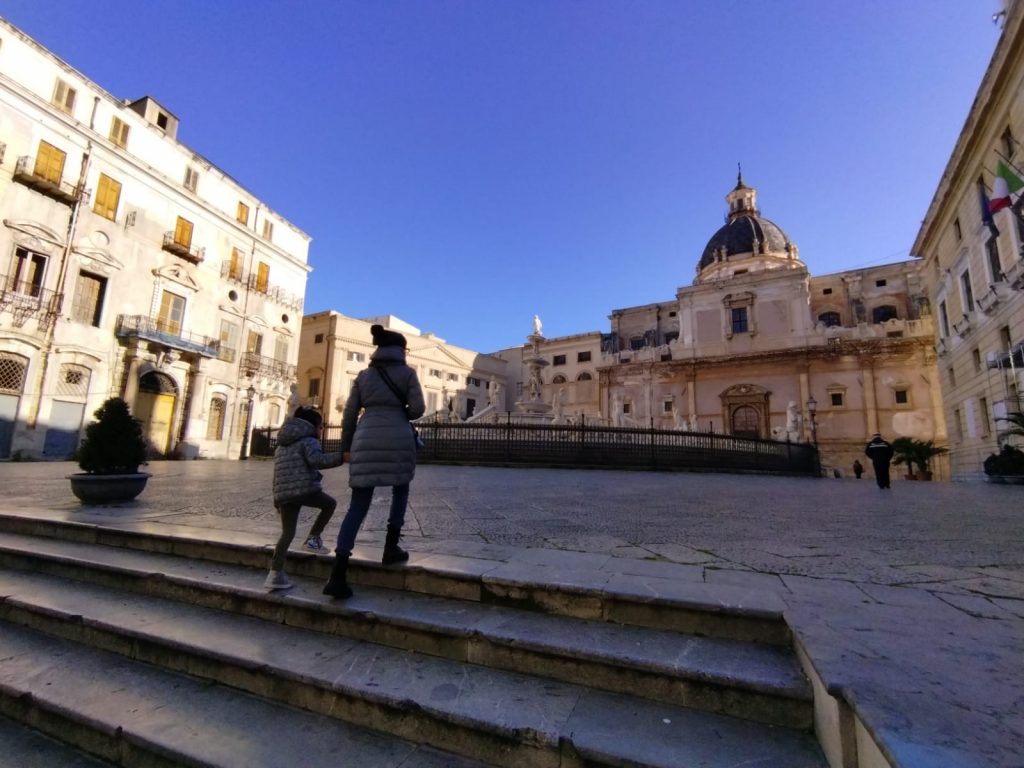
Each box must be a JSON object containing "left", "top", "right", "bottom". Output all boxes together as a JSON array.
[{"left": 994, "top": 149, "right": 1024, "bottom": 180}]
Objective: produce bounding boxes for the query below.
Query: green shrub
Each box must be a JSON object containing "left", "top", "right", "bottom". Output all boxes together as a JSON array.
[
  {"left": 984, "top": 445, "right": 1024, "bottom": 476},
  {"left": 76, "top": 398, "right": 147, "bottom": 474}
]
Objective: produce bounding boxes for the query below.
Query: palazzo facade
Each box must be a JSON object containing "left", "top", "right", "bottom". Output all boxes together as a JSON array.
[
  {"left": 912, "top": 0, "right": 1024, "bottom": 481},
  {"left": 0, "top": 21, "right": 311, "bottom": 460},
  {"left": 297, "top": 313, "right": 507, "bottom": 423}
]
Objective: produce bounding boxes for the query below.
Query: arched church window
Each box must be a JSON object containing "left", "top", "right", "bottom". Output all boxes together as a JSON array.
[
  {"left": 818, "top": 311, "right": 841, "bottom": 327},
  {"left": 551, "top": 374, "right": 567, "bottom": 384},
  {"left": 872, "top": 305, "right": 899, "bottom": 323},
  {"left": 576, "top": 372, "right": 592, "bottom": 381}
]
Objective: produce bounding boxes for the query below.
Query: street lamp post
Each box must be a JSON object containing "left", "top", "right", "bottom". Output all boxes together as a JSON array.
[
  {"left": 806, "top": 396, "right": 819, "bottom": 475},
  {"left": 239, "top": 384, "right": 256, "bottom": 460}
]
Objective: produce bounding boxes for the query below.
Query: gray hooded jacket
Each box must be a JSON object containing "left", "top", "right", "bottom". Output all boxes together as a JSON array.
[
  {"left": 272, "top": 417, "right": 344, "bottom": 504},
  {"left": 341, "top": 345, "right": 426, "bottom": 488}
]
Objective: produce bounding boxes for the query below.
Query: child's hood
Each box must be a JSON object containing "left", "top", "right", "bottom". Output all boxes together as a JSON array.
[{"left": 277, "top": 416, "right": 316, "bottom": 446}]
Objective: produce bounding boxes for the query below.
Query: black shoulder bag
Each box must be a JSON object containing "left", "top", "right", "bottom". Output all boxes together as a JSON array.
[{"left": 376, "top": 366, "right": 424, "bottom": 449}]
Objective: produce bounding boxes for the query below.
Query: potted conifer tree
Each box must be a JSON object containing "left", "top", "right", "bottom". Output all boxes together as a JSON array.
[{"left": 68, "top": 398, "right": 151, "bottom": 503}]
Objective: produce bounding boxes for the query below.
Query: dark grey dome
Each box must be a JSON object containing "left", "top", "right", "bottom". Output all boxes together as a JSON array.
[{"left": 698, "top": 215, "right": 790, "bottom": 271}]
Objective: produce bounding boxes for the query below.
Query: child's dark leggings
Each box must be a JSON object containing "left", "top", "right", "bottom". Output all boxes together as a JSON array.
[{"left": 272, "top": 490, "right": 337, "bottom": 571}]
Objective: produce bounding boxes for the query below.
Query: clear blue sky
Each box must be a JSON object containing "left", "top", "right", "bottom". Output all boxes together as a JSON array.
[{"left": 2, "top": 2, "right": 1001, "bottom": 352}]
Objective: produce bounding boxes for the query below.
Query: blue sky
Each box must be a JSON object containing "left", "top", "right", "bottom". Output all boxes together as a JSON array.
[{"left": 2, "top": 2, "right": 1001, "bottom": 352}]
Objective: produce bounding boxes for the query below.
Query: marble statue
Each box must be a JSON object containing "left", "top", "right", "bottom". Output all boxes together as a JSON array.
[
  {"left": 786, "top": 401, "right": 801, "bottom": 435},
  {"left": 287, "top": 383, "right": 301, "bottom": 414},
  {"left": 552, "top": 387, "right": 565, "bottom": 421},
  {"left": 532, "top": 314, "right": 543, "bottom": 337}
]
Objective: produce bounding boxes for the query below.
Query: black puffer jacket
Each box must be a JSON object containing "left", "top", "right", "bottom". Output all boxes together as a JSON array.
[
  {"left": 272, "top": 417, "right": 344, "bottom": 504},
  {"left": 341, "top": 345, "right": 426, "bottom": 488}
]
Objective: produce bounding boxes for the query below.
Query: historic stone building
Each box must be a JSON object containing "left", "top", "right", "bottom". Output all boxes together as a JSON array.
[
  {"left": 0, "top": 20, "right": 311, "bottom": 460},
  {"left": 499, "top": 176, "right": 947, "bottom": 477},
  {"left": 912, "top": 0, "right": 1024, "bottom": 481},
  {"left": 297, "top": 313, "right": 507, "bottom": 423}
]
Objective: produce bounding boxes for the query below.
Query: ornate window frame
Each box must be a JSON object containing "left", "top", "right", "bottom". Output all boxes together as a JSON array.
[{"left": 722, "top": 292, "right": 756, "bottom": 339}]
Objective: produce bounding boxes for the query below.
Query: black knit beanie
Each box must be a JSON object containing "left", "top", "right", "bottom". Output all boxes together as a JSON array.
[
  {"left": 370, "top": 323, "right": 407, "bottom": 348},
  {"left": 293, "top": 406, "right": 323, "bottom": 428}
]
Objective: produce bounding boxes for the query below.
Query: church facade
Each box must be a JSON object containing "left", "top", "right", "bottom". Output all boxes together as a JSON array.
[{"left": 499, "top": 177, "right": 948, "bottom": 478}]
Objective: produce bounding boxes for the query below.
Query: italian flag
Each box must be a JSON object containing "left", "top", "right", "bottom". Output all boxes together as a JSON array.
[{"left": 990, "top": 160, "right": 1024, "bottom": 213}]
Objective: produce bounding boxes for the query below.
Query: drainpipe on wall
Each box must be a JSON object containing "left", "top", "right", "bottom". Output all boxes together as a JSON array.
[
  {"left": 27, "top": 143, "right": 91, "bottom": 429},
  {"left": 228, "top": 205, "right": 260, "bottom": 453}
]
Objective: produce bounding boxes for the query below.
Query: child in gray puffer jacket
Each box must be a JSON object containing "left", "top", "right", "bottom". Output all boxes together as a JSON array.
[{"left": 265, "top": 407, "right": 344, "bottom": 591}]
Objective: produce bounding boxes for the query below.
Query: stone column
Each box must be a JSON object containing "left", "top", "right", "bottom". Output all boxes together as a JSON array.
[
  {"left": 862, "top": 360, "right": 879, "bottom": 436},
  {"left": 122, "top": 344, "right": 143, "bottom": 406},
  {"left": 686, "top": 373, "right": 697, "bottom": 424},
  {"left": 179, "top": 358, "right": 206, "bottom": 444},
  {"left": 924, "top": 349, "right": 946, "bottom": 440},
  {"left": 798, "top": 366, "right": 810, "bottom": 442}
]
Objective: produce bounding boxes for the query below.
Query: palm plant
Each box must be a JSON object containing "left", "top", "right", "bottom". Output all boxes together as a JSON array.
[
  {"left": 996, "top": 411, "right": 1024, "bottom": 441},
  {"left": 891, "top": 437, "right": 948, "bottom": 477}
]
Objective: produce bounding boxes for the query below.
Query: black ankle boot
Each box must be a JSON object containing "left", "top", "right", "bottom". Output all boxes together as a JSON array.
[
  {"left": 322, "top": 557, "right": 352, "bottom": 599},
  {"left": 382, "top": 525, "right": 409, "bottom": 565}
]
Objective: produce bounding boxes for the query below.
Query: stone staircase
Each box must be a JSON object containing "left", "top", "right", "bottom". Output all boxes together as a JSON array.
[{"left": 0, "top": 513, "right": 826, "bottom": 767}]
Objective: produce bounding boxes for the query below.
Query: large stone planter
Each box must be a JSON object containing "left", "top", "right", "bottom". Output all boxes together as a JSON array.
[
  {"left": 986, "top": 474, "right": 1024, "bottom": 485},
  {"left": 68, "top": 472, "right": 151, "bottom": 504}
]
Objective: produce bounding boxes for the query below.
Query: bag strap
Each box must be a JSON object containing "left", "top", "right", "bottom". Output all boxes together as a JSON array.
[{"left": 375, "top": 366, "right": 409, "bottom": 412}]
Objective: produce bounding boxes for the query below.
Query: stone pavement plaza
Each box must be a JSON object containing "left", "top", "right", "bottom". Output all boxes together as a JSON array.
[{"left": 1, "top": 460, "right": 1022, "bottom": 766}]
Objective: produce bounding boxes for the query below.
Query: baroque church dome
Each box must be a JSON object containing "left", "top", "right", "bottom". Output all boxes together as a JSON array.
[{"left": 695, "top": 174, "right": 801, "bottom": 283}]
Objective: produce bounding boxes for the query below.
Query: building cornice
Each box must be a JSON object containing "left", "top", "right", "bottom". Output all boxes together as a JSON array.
[{"left": 911, "top": 3, "right": 1024, "bottom": 258}]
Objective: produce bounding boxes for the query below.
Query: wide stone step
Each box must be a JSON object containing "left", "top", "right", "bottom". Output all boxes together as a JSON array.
[
  {"left": 0, "top": 714, "right": 114, "bottom": 767},
  {"left": 0, "top": 569, "right": 825, "bottom": 767},
  {"left": 0, "top": 620, "right": 495, "bottom": 768},
  {"left": 0, "top": 512, "right": 792, "bottom": 645},
  {"left": 0, "top": 530, "right": 812, "bottom": 729}
]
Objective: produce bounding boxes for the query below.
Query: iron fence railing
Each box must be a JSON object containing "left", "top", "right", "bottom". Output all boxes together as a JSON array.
[
  {"left": 162, "top": 231, "right": 205, "bottom": 264},
  {"left": 14, "top": 155, "right": 89, "bottom": 205},
  {"left": 115, "top": 314, "right": 220, "bottom": 358},
  {"left": 0, "top": 274, "right": 62, "bottom": 329},
  {"left": 240, "top": 351, "right": 296, "bottom": 382},
  {"left": 251, "top": 418, "right": 819, "bottom": 476}
]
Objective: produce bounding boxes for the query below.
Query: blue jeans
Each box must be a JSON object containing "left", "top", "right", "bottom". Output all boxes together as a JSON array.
[{"left": 335, "top": 484, "right": 409, "bottom": 558}]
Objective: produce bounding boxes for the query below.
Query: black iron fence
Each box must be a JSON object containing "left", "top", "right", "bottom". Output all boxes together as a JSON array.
[{"left": 251, "top": 418, "right": 819, "bottom": 476}]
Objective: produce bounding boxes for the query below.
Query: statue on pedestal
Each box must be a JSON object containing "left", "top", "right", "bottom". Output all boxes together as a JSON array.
[{"left": 532, "top": 314, "right": 543, "bottom": 337}]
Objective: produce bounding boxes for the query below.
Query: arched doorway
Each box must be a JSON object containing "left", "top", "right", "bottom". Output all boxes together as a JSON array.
[
  {"left": 0, "top": 352, "right": 29, "bottom": 458},
  {"left": 135, "top": 371, "right": 178, "bottom": 455},
  {"left": 720, "top": 383, "right": 770, "bottom": 439},
  {"left": 731, "top": 405, "right": 760, "bottom": 438}
]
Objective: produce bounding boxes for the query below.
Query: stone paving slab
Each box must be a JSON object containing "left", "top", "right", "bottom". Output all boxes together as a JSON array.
[{"left": 2, "top": 460, "right": 1023, "bottom": 767}]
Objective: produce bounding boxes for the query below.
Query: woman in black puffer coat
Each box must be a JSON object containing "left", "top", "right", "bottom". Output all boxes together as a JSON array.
[{"left": 323, "top": 324, "right": 425, "bottom": 599}]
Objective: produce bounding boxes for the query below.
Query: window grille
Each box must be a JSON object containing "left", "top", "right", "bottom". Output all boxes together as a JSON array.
[
  {"left": 206, "top": 396, "right": 226, "bottom": 440},
  {"left": 0, "top": 353, "right": 28, "bottom": 393},
  {"left": 56, "top": 364, "right": 90, "bottom": 397}
]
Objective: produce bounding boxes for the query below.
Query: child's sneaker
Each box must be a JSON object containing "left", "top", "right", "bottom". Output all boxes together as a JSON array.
[
  {"left": 263, "top": 570, "right": 293, "bottom": 591},
  {"left": 304, "top": 535, "right": 324, "bottom": 551}
]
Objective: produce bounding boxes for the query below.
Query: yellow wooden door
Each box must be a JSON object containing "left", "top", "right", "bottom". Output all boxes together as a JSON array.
[{"left": 135, "top": 391, "right": 176, "bottom": 455}]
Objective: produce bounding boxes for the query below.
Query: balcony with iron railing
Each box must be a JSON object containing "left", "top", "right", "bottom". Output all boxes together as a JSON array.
[
  {"left": 218, "top": 261, "right": 303, "bottom": 311},
  {"left": 240, "top": 351, "right": 296, "bottom": 382},
  {"left": 13, "top": 156, "right": 89, "bottom": 206},
  {"left": 115, "top": 314, "right": 220, "bottom": 358},
  {"left": 162, "top": 232, "right": 205, "bottom": 264},
  {"left": 0, "top": 275, "right": 62, "bottom": 329}
]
